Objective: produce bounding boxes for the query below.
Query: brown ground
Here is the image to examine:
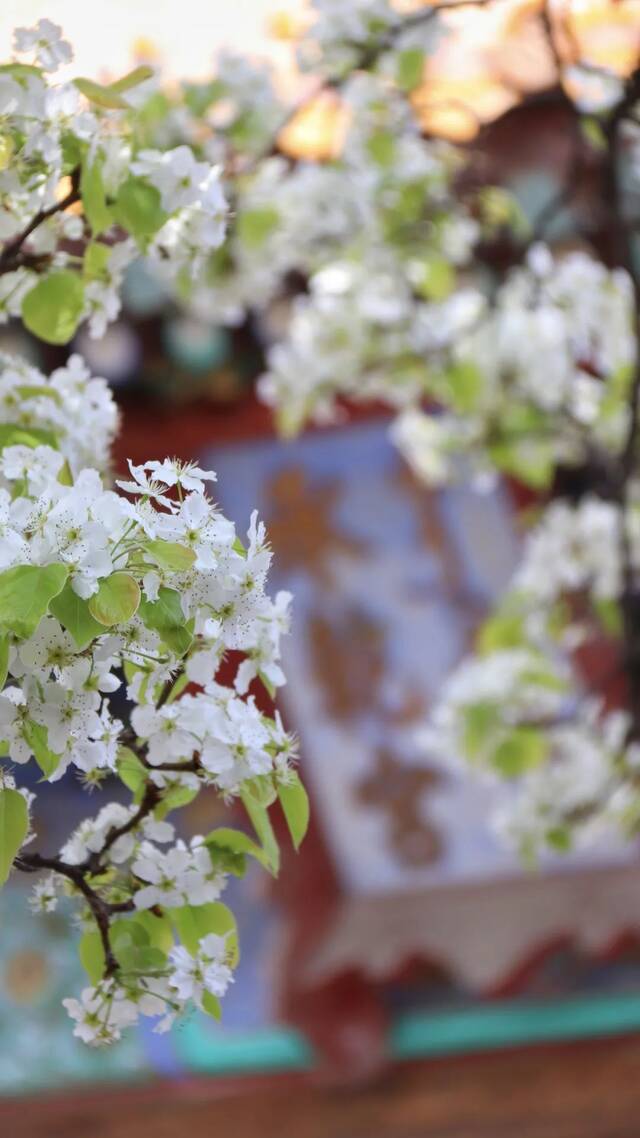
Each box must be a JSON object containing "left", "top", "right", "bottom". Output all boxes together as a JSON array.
[{"left": 3, "top": 1035, "right": 640, "bottom": 1138}]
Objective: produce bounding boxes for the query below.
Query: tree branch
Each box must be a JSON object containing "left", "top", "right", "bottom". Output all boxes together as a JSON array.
[
  {"left": 14, "top": 851, "right": 120, "bottom": 976},
  {"left": 0, "top": 170, "right": 81, "bottom": 276}
]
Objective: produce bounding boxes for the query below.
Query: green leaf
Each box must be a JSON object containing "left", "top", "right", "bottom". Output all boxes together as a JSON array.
[
  {"left": 134, "top": 910, "right": 175, "bottom": 953},
  {"left": 489, "top": 437, "right": 554, "bottom": 490},
  {"left": 0, "top": 635, "right": 9, "bottom": 690},
  {"left": 79, "top": 929, "right": 105, "bottom": 983},
  {"left": 109, "top": 917, "right": 168, "bottom": 974},
  {"left": 594, "top": 598, "right": 622, "bottom": 637},
  {"left": 492, "top": 727, "right": 547, "bottom": 778},
  {"left": 204, "top": 827, "right": 270, "bottom": 874},
  {"left": 0, "top": 133, "right": 14, "bottom": 173},
  {"left": 0, "top": 563, "right": 68, "bottom": 640},
  {"left": 0, "top": 423, "right": 59, "bottom": 451},
  {"left": 366, "top": 131, "right": 395, "bottom": 167},
  {"left": 83, "top": 241, "right": 111, "bottom": 282},
  {"left": 113, "top": 177, "right": 167, "bottom": 245},
  {"left": 241, "top": 788, "right": 280, "bottom": 875},
  {"left": 581, "top": 116, "right": 606, "bottom": 151},
  {"left": 58, "top": 460, "right": 74, "bottom": 487},
  {"left": 477, "top": 612, "right": 525, "bottom": 655},
  {"left": 397, "top": 48, "right": 424, "bottom": 92},
  {"left": 116, "top": 745, "right": 147, "bottom": 799},
  {"left": 278, "top": 774, "right": 309, "bottom": 851},
  {"left": 0, "top": 63, "right": 43, "bottom": 81},
  {"left": 60, "top": 131, "right": 84, "bottom": 174},
  {"left": 414, "top": 256, "right": 455, "bottom": 302},
  {"left": 138, "top": 587, "right": 192, "bottom": 655},
  {"left": 170, "top": 902, "right": 239, "bottom": 965},
  {"left": 446, "top": 360, "right": 483, "bottom": 412},
  {"left": 74, "top": 77, "right": 129, "bottom": 109},
  {"left": 49, "top": 581, "right": 105, "bottom": 648},
  {"left": 462, "top": 701, "right": 501, "bottom": 759},
  {"left": 237, "top": 207, "right": 280, "bottom": 250},
  {"left": 80, "top": 158, "right": 113, "bottom": 236},
  {"left": 24, "top": 719, "right": 60, "bottom": 779},
  {"left": 111, "top": 918, "right": 149, "bottom": 950},
  {"left": 22, "top": 271, "right": 85, "bottom": 346},
  {"left": 258, "top": 671, "right": 276, "bottom": 700},
  {"left": 0, "top": 788, "right": 28, "bottom": 885},
  {"left": 243, "top": 774, "right": 277, "bottom": 808},
  {"left": 154, "top": 782, "right": 199, "bottom": 820},
  {"left": 546, "top": 826, "right": 572, "bottom": 852},
  {"left": 108, "top": 65, "right": 154, "bottom": 95},
  {"left": 88, "top": 572, "right": 141, "bottom": 626},
  {"left": 14, "top": 384, "right": 62, "bottom": 405},
  {"left": 118, "top": 942, "right": 167, "bottom": 974},
  {"left": 201, "top": 991, "right": 222, "bottom": 1019},
  {"left": 143, "top": 540, "right": 196, "bottom": 571}
]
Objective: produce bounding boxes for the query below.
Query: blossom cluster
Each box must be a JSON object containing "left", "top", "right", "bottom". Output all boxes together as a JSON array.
[
  {"left": 63, "top": 930, "right": 234, "bottom": 1044},
  {"left": 0, "top": 19, "right": 228, "bottom": 345},
  {"left": 417, "top": 479, "right": 640, "bottom": 855},
  {"left": 0, "top": 346, "right": 303, "bottom": 1044}
]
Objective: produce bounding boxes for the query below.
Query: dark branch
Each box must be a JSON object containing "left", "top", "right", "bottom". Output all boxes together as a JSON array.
[
  {"left": 0, "top": 169, "right": 81, "bottom": 276},
  {"left": 15, "top": 851, "right": 120, "bottom": 976}
]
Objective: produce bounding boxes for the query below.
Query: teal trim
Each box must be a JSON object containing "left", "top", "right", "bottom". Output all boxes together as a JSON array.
[
  {"left": 175, "top": 1023, "right": 314, "bottom": 1074},
  {"left": 392, "top": 993, "right": 640, "bottom": 1058},
  {"left": 176, "top": 993, "right": 640, "bottom": 1076}
]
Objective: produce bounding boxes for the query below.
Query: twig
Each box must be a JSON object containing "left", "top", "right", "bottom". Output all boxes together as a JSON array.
[
  {"left": 15, "top": 851, "right": 120, "bottom": 975},
  {"left": 0, "top": 170, "right": 81, "bottom": 276}
]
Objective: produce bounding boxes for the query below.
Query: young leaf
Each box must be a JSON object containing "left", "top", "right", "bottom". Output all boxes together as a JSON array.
[
  {"left": 462, "top": 701, "right": 501, "bottom": 758},
  {"left": 154, "top": 782, "right": 199, "bottom": 820},
  {"left": 143, "top": 540, "right": 196, "bottom": 571},
  {"left": 238, "top": 207, "right": 280, "bottom": 249},
  {"left": 108, "top": 65, "right": 154, "bottom": 95},
  {"left": 492, "top": 727, "right": 548, "bottom": 778},
  {"left": 49, "top": 581, "right": 105, "bottom": 648},
  {"left": 201, "top": 991, "right": 222, "bottom": 1020},
  {"left": 0, "top": 635, "right": 9, "bottom": 690},
  {"left": 477, "top": 611, "right": 525, "bottom": 655},
  {"left": 0, "top": 134, "right": 16, "bottom": 172},
  {"left": 83, "top": 241, "right": 111, "bottom": 281},
  {"left": 80, "top": 158, "right": 112, "bottom": 235},
  {"left": 74, "top": 77, "right": 129, "bottom": 109},
  {"left": 78, "top": 929, "right": 106, "bottom": 983},
  {"left": 22, "top": 272, "right": 85, "bottom": 345},
  {"left": 170, "top": 902, "right": 239, "bottom": 964},
  {"left": 0, "top": 563, "right": 69, "bottom": 640},
  {"left": 204, "top": 827, "right": 270, "bottom": 874},
  {"left": 138, "top": 588, "right": 192, "bottom": 655},
  {"left": 0, "top": 423, "right": 58, "bottom": 451},
  {"left": 88, "top": 572, "right": 141, "bottom": 626},
  {"left": 135, "top": 910, "right": 175, "bottom": 953},
  {"left": 278, "top": 773, "right": 309, "bottom": 851},
  {"left": 116, "top": 745, "right": 147, "bottom": 798},
  {"left": 0, "top": 788, "right": 28, "bottom": 885},
  {"left": 14, "top": 384, "right": 62, "bottom": 405},
  {"left": 240, "top": 789, "right": 280, "bottom": 875},
  {"left": 113, "top": 177, "right": 167, "bottom": 245},
  {"left": 397, "top": 48, "right": 424, "bottom": 92},
  {"left": 24, "top": 719, "right": 60, "bottom": 779}
]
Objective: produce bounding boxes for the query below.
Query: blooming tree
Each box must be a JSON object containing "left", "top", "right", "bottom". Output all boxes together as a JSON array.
[
  {"left": 0, "top": 20, "right": 305, "bottom": 1046},
  {"left": 137, "top": 0, "right": 640, "bottom": 860},
  {"left": 4, "top": 0, "right": 640, "bottom": 1045},
  {"left": 248, "top": 1, "right": 640, "bottom": 860}
]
